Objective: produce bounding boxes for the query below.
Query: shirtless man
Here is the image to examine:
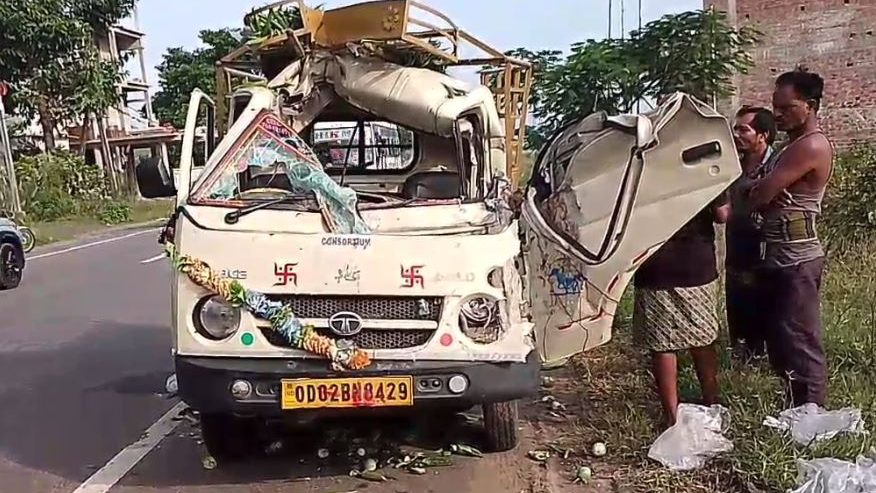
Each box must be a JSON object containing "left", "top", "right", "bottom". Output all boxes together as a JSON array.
[{"left": 749, "top": 69, "right": 833, "bottom": 407}]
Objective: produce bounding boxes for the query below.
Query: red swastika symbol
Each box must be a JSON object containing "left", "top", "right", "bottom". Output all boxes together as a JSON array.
[
  {"left": 400, "top": 265, "right": 424, "bottom": 288},
  {"left": 273, "top": 263, "right": 298, "bottom": 286}
]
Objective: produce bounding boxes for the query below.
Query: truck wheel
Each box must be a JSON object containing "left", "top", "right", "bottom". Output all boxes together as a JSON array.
[
  {"left": 199, "top": 413, "right": 260, "bottom": 464},
  {"left": 482, "top": 400, "right": 519, "bottom": 452}
]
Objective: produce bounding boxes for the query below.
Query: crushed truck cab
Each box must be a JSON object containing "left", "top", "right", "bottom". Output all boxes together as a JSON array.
[{"left": 135, "top": 0, "right": 741, "bottom": 461}]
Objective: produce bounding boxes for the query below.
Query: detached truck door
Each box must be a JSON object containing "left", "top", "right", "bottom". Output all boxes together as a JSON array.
[{"left": 521, "top": 93, "right": 741, "bottom": 365}]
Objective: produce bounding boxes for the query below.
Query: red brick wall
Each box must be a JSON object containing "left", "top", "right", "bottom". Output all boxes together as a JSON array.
[{"left": 705, "top": 0, "right": 876, "bottom": 148}]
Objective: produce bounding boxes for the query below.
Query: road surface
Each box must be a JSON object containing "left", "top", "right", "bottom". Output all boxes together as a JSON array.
[{"left": 0, "top": 228, "right": 592, "bottom": 493}]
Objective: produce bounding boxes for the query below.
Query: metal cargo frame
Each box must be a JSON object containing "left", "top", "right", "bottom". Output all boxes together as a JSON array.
[{"left": 215, "top": 0, "right": 533, "bottom": 186}]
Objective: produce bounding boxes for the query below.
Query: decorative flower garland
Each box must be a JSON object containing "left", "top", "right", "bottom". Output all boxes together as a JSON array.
[{"left": 164, "top": 243, "right": 372, "bottom": 371}]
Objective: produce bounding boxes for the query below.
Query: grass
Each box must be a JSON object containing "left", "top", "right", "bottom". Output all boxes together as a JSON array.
[
  {"left": 554, "top": 239, "right": 876, "bottom": 492},
  {"left": 27, "top": 199, "right": 173, "bottom": 247}
]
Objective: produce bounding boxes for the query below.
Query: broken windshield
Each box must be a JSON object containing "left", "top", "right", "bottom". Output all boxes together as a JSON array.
[{"left": 190, "top": 110, "right": 371, "bottom": 234}]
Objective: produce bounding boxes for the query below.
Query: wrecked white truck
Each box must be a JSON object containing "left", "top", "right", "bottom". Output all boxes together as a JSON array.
[{"left": 135, "top": 0, "right": 741, "bottom": 461}]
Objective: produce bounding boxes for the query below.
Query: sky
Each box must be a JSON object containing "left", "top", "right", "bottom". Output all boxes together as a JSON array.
[{"left": 129, "top": 0, "right": 703, "bottom": 87}]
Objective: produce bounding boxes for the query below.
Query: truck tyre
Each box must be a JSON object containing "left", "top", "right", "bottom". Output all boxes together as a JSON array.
[
  {"left": 483, "top": 400, "right": 518, "bottom": 452},
  {"left": 199, "top": 413, "right": 260, "bottom": 464}
]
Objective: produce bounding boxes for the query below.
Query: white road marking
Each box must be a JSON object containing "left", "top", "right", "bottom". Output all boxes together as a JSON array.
[
  {"left": 28, "top": 228, "right": 161, "bottom": 262},
  {"left": 139, "top": 253, "right": 166, "bottom": 264},
  {"left": 71, "top": 401, "right": 187, "bottom": 493}
]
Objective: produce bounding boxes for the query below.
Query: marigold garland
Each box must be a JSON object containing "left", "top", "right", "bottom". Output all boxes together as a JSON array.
[{"left": 164, "top": 243, "right": 372, "bottom": 370}]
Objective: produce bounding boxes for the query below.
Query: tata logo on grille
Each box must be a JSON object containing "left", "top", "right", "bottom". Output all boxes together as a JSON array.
[{"left": 328, "top": 312, "right": 364, "bottom": 337}]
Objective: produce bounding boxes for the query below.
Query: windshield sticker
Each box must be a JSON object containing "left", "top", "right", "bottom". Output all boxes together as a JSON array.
[
  {"left": 273, "top": 262, "right": 298, "bottom": 287},
  {"left": 335, "top": 264, "right": 361, "bottom": 284},
  {"left": 321, "top": 236, "right": 372, "bottom": 249},
  {"left": 401, "top": 265, "right": 425, "bottom": 289},
  {"left": 192, "top": 110, "right": 371, "bottom": 235}
]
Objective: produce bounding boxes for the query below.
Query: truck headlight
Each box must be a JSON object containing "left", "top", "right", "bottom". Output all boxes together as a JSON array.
[
  {"left": 459, "top": 296, "right": 506, "bottom": 344},
  {"left": 194, "top": 295, "right": 241, "bottom": 340}
]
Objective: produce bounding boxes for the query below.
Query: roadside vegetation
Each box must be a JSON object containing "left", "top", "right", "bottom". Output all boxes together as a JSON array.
[
  {"left": 13, "top": 152, "right": 172, "bottom": 246},
  {"left": 534, "top": 145, "right": 876, "bottom": 493}
]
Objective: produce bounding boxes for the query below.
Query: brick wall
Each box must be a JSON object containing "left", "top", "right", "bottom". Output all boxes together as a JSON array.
[{"left": 705, "top": 0, "right": 876, "bottom": 148}]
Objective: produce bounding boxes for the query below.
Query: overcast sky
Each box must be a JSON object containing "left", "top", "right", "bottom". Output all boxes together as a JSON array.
[{"left": 130, "top": 0, "right": 702, "bottom": 85}]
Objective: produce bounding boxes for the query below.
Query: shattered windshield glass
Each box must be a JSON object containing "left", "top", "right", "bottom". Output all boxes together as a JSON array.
[{"left": 190, "top": 111, "right": 370, "bottom": 234}]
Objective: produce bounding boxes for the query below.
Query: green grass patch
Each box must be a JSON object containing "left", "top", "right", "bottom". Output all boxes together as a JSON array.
[
  {"left": 27, "top": 199, "right": 173, "bottom": 247},
  {"left": 561, "top": 240, "right": 876, "bottom": 492}
]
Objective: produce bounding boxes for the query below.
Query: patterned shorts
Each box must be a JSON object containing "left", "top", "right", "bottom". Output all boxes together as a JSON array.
[{"left": 633, "top": 281, "right": 720, "bottom": 353}]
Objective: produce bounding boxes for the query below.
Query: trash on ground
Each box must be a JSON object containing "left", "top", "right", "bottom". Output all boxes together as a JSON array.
[
  {"left": 356, "top": 447, "right": 367, "bottom": 457},
  {"left": 408, "top": 466, "right": 427, "bottom": 475},
  {"left": 546, "top": 444, "right": 572, "bottom": 459},
  {"left": 350, "top": 469, "right": 390, "bottom": 482},
  {"left": 647, "top": 404, "right": 734, "bottom": 471},
  {"left": 592, "top": 442, "right": 607, "bottom": 457},
  {"left": 459, "top": 412, "right": 482, "bottom": 424},
  {"left": 550, "top": 400, "right": 567, "bottom": 412},
  {"left": 363, "top": 458, "right": 378, "bottom": 472},
  {"left": 450, "top": 443, "right": 483, "bottom": 457},
  {"left": 574, "top": 465, "right": 593, "bottom": 484},
  {"left": 541, "top": 376, "right": 556, "bottom": 388},
  {"left": 318, "top": 448, "right": 330, "bottom": 459},
  {"left": 165, "top": 374, "right": 178, "bottom": 395},
  {"left": 790, "top": 455, "right": 876, "bottom": 493},
  {"left": 528, "top": 450, "right": 551, "bottom": 462},
  {"left": 541, "top": 395, "right": 556, "bottom": 403},
  {"left": 201, "top": 456, "right": 217, "bottom": 470},
  {"left": 763, "top": 403, "right": 867, "bottom": 446},
  {"left": 173, "top": 407, "right": 199, "bottom": 424}
]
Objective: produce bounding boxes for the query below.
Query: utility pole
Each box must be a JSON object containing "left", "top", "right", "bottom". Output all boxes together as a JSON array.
[
  {"left": 608, "top": 0, "right": 613, "bottom": 39},
  {"left": 620, "top": 0, "right": 625, "bottom": 39},
  {"left": 0, "top": 82, "right": 22, "bottom": 213}
]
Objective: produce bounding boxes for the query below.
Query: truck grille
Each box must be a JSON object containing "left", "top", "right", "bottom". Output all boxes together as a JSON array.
[
  {"left": 259, "top": 327, "right": 434, "bottom": 350},
  {"left": 264, "top": 295, "right": 443, "bottom": 321}
]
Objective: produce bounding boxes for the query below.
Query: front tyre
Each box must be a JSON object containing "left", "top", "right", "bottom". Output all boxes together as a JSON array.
[
  {"left": 199, "top": 413, "right": 261, "bottom": 464},
  {"left": 19, "top": 227, "right": 35, "bottom": 253},
  {"left": 483, "top": 400, "right": 519, "bottom": 452}
]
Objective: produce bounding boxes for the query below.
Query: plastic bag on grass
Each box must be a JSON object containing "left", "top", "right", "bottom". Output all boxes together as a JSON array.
[
  {"left": 790, "top": 455, "right": 876, "bottom": 493},
  {"left": 647, "top": 404, "right": 734, "bottom": 471},
  {"left": 763, "top": 403, "right": 867, "bottom": 447}
]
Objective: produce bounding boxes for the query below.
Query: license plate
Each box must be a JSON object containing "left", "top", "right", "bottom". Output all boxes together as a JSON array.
[{"left": 281, "top": 376, "right": 414, "bottom": 410}]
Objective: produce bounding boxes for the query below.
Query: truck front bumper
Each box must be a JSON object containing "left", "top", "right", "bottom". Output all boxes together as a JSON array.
[{"left": 175, "top": 352, "right": 540, "bottom": 417}]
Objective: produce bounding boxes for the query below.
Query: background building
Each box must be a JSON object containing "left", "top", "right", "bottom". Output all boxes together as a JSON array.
[{"left": 705, "top": 0, "right": 876, "bottom": 148}]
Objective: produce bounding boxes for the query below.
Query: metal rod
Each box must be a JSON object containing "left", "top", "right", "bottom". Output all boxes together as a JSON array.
[
  {"left": 621, "top": 0, "right": 625, "bottom": 38},
  {"left": 0, "top": 95, "right": 21, "bottom": 212},
  {"left": 608, "top": 0, "right": 613, "bottom": 39}
]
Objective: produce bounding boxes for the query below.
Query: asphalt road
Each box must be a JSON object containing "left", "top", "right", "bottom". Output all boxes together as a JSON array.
[{"left": 0, "top": 229, "right": 564, "bottom": 493}]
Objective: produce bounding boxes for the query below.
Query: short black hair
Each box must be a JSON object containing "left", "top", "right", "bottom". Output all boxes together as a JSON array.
[
  {"left": 736, "top": 105, "right": 777, "bottom": 145},
  {"left": 776, "top": 68, "right": 825, "bottom": 111}
]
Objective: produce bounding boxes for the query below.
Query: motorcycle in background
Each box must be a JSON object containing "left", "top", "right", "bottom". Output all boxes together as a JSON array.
[{"left": 0, "top": 211, "right": 35, "bottom": 253}]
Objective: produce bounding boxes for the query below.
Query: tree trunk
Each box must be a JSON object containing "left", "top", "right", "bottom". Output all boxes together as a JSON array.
[
  {"left": 37, "top": 100, "right": 56, "bottom": 152},
  {"left": 79, "top": 113, "right": 92, "bottom": 155}
]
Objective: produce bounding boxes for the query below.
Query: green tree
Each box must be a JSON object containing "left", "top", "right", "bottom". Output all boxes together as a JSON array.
[
  {"left": 0, "top": 0, "right": 135, "bottom": 150},
  {"left": 513, "top": 8, "right": 759, "bottom": 150},
  {"left": 152, "top": 29, "right": 242, "bottom": 129},
  {"left": 631, "top": 9, "right": 759, "bottom": 102}
]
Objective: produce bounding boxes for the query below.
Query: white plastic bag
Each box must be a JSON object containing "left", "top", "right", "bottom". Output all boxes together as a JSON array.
[
  {"left": 647, "top": 404, "right": 734, "bottom": 471},
  {"left": 790, "top": 455, "right": 876, "bottom": 493},
  {"left": 165, "top": 373, "right": 178, "bottom": 395},
  {"left": 763, "top": 404, "right": 867, "bottom": 447}
]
